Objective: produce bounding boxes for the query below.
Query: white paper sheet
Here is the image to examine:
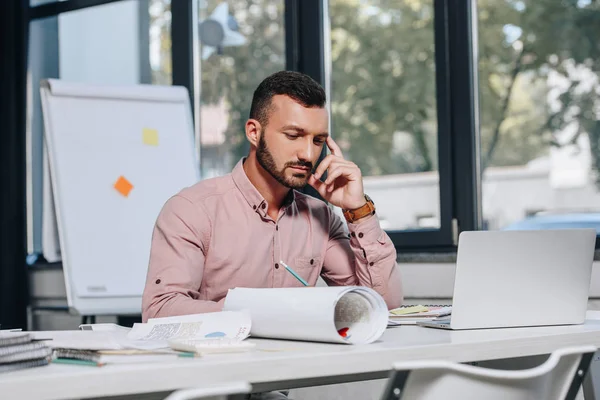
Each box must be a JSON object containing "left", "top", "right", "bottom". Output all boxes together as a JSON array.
[
  {"left": 32, "top": 331, "right": 133, "bottom": 351},
  {"left": 134, "top": 310, "right": 252, "bottom": 342},
  {"left": 34, "top": 311, "right": 252, "bottom": 351},
  {"left": 222, "top": 286, "right": 388, "bottom": 344}
]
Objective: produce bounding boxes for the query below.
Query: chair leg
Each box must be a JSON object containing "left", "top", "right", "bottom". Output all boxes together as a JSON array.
[
  {"left": 380, "top": 371, "right": 410, "bottom": 400},
  {"left": 583, "top": 351, "right": 600, "bottom": 400},
  {"left": 567, "top": 352, "right": 595, "bottom": 400}
]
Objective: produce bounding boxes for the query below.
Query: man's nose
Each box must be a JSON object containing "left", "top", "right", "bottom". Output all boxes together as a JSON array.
[{"left": 298, "top": 138, "right": 314, "bottom": 161}]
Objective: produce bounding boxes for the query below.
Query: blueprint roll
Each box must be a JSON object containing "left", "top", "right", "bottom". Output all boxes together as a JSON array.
[{"left": 222, "top": 286, "right": 388, "bottom": 344}]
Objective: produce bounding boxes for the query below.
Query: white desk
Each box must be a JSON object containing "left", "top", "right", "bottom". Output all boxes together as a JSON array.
[{"left": 3, "top": 313, "right": 600, "bottom": 400}]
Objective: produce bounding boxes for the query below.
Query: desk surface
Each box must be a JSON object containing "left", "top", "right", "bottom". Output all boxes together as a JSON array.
[{"left": 3, "top": 312, "right": 600, "bottom": 400}]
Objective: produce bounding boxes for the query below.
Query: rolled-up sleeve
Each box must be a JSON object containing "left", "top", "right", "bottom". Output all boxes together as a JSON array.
[{"left": 141, "top": 195, "right": 224, "bottom": 322}]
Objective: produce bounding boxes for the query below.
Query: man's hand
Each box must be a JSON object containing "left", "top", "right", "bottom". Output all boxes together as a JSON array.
[{"left": 307, "top": 137, "right": 366, "bottom": 210}]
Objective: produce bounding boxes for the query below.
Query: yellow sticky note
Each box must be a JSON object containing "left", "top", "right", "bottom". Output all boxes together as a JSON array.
[
  {"left": 114, "top": 175, "right": 134, "bottom": 197},
  {"left": 389, "top": 305, "right": 429, "bottom": 316},
  {"left": 142, "top": 128, "right": 159, "bottom": 146}
]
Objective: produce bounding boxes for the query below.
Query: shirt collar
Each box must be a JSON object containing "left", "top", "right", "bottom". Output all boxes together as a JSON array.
[{"left": 231, "top": 158, "right": 296, "bottom": 218}]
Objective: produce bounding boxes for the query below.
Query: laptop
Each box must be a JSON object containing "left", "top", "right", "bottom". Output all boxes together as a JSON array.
[{"left": 418, "top": 229, "right": 596, "bottom": 330}]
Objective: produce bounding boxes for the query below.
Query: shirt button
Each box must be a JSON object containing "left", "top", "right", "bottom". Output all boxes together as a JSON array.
[
  {"left": 358, "top": 232, "right": 364, "bottom": 238},
  {"left": 351, "top": 232, "right": 356, "bottom": 238},
  {"left": 261, "top": 203, "right": 266, "bottom": 209},
  {"left": 276, "top": 225, "right": 279, "bottom": 231},
  {"left": 310, "top": 259, "right": 314, "bottom": 265},
  {"left": 369, "top": 262, "right": 374, "bottom": 266},
  {"left": 253, "top": 205, "right": 257, "bottom": 210},
  {"left": 155, "top": 279, "right": 161, "bottom": 284},
  {"left": 275, "top": 263, "right": 279, "bottom": 269}
]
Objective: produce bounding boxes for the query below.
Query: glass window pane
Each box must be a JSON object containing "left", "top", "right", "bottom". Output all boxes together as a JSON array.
[
  {"left": 198, "top": 0, "right": 286, "bottom": 178},
  {"left": 150, "top": 0, "right": 172, "bottom": 85},
  {"left": 27, "top": 0, "right": 171, "bottom": 255},
  {"left": 478, "top": 1, "right": 600, "bottom": 235},
  {"left": 329, "top": 0, "right": 440, "bottom": 231},
  {"left": 58, "top": 1, "right": 153, "bottom": 84}
]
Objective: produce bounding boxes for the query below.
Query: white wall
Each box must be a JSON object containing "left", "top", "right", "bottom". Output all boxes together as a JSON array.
[{"left": 364, "top": 153, "right": 600, "bottom": 232}]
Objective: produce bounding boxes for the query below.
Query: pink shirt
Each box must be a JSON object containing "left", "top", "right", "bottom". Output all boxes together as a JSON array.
[{"left": 142, "top": 159, "right": 403, "bottom": 321}]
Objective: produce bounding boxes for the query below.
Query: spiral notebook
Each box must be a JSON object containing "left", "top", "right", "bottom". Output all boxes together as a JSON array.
[
  {"left": 0, "top": 332, "right": 32, "bottom": 347},
  {"left": 0, "top": 342, "right": 52, "bottom": 364},
  {"left": 0, "top": 358, "right": 49, "bottom": 373},
  {"left": 0, "top": 332, "right": 52, "bottom": 374},
  {"left": 52, "top": 348, "right": 190, "bottom": 366}
]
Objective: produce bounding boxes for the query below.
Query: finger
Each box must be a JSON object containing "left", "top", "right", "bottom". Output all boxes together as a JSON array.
[
  {"left": 313, "top": 155, "right": 336, "bottom": 180},
  {"left": 314, "top": 156, "right": 352, "bottom": 180},
  {"left": 326, "top": 136, "right": 344, "bottom": 158},
  {"left": 307, "top": 174, "right": 329, "bottom": 198},
  {"left": 324, "top": 166, "right": 352, "bottom": 186}
]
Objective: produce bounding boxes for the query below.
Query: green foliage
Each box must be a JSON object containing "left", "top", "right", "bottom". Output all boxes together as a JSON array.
[
  {"left": 200, "top": 0, "right": 286, "bottom": 163},
  {"left": 160, "top": 0, "right": 600, "bottom": 183}
]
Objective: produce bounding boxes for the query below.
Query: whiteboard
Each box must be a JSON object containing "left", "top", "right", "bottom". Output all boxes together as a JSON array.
[{"left": 40, "top": 79, "right": 200, "bottom": 315}]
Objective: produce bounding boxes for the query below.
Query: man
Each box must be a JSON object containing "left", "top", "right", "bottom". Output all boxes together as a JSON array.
[{"left": 142, "top": 70, "right": 403, "bottom": 322}]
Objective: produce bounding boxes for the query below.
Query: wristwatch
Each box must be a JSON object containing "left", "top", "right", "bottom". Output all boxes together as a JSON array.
[{"left": 343, "top": 194, "right": 376, "bottom": 223}]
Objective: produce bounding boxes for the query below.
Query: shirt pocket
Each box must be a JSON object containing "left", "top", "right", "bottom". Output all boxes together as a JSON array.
[{"left": 294, "top": 256, "right": 322, "bottom": 282}]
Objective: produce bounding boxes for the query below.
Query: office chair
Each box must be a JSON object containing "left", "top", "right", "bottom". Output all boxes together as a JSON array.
[
  {"left": 381, "top": 346, "right": 597, "bottom": 400},
  {"left": 163, "top": 381, "right": 251, "bottom": 400}
]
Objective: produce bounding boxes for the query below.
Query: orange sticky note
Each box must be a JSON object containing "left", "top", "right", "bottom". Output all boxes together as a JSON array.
[
  {"left": 142, "top": 128, "right": 159, "bottom": 146},
  {"left": 113, "top": 176, "right": 133, "bottom": 197}
]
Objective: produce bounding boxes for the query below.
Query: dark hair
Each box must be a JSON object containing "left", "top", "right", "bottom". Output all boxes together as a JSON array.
[{"left": 249, "top": 71, "right": 326, "bottom": 127}]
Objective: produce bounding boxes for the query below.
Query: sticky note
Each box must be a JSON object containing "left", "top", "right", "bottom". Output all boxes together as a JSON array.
[
  {"left": 113, "top": 176, "right": 133, "bottom": 197},
  {"left": 389, "top": 305, "right": 429, "bottom": 316},
  {"left": 142, "top": 128, "right": 159, "bottom": 146}
]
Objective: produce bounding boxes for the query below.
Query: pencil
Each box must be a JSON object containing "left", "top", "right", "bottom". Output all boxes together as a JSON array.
[{"left": 279, "top": 260, "right": 309, "bottom": 286}]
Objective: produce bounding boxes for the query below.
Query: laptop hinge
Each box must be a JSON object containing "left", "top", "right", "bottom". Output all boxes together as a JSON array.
[{"left": 452, "top": 218, "right": 459, "bottom": 246}]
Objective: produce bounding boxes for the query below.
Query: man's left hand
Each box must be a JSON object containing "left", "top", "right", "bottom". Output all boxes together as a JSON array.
[{"left": 307, "top": 137, "right": 366, "bottom": 210}]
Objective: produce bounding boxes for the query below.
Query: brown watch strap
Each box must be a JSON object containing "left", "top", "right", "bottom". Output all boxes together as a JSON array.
[{"left": 343, "top": 198, "right": 376, "bottom": 223}]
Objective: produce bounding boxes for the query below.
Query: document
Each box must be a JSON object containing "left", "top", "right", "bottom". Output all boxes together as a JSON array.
[
  {"left": 132, "top": 310, "right": 252, "bottom": 343},
  {"left": 223, "top": 286, "right": 388, "bottom": 344},
  {"left": 35, "top": 311, "right": 251, "bottom": 351}
]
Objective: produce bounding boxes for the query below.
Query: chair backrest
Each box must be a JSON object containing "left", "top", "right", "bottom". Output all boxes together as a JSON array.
[
  {"left": 163, "top": 382, "right": 252, "bottom": 400},
  {"left": 381, "top": 346, "right": 597, "bottom": 400}
]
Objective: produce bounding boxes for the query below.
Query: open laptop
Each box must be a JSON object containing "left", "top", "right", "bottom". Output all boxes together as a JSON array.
[{"left": 418, "top": 229, "right": 596, "bottom": 330}]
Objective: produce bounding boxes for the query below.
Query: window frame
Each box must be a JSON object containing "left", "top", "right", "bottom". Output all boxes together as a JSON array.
[{"left": 23, "top": 0, "right": 600, "bottom": 263}]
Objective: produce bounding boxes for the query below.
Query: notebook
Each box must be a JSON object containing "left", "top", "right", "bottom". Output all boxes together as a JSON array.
[
  {"left": 0, "top": 342, "right": 52, "bottom": 364},
  {"left": 388, "top": 305, "right": 452, "bottom": 326},
  {"left": 0, "top": 358, "right": 49, "bottom": 373},
  {"left": 52, "top": 348, "right": 192, "bottom": 366},
  {"left": 0, "top": 332, "right": 52, "bottom": 374},
  {"left": 0, "top": 332, "right": 32, "bottom": 347}
]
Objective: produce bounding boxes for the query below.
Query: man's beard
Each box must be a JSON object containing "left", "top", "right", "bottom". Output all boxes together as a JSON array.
[{"left": 256, "top": 133, "right": 313, "bottom": 190}]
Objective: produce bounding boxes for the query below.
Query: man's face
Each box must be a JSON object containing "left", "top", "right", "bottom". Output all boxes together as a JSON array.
[{"left": 256, "top": 95, "right": 329, "bottom": 189}]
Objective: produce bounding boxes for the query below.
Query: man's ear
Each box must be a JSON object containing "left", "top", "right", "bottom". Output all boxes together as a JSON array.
[{"left": 245, "top": 119, "right": 262, "bottom": 148}]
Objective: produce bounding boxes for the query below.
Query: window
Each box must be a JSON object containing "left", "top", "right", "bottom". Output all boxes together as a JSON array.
[
  {"left": 149, "top": 0, "right": 172, "bottom": 85},
  {"left": 328, "top": 0, "right": 454, "bottom": 248},
  {"left": 27, "top": 0, "right": 170, "bottom": 257},
  {"left": 197, "top": 0, "right": 286, "bottom": 179},
  {"left": 477, "top": 0, "right": 600, "bottom": 241}
]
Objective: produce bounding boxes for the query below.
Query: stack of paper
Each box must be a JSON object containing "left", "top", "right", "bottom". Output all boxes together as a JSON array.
[
  {"left": 388, "top": 305, "right": 452, "bottom": 326},
  {"left": 223, "top": 286, "right": 389, "bottom": 344},
  {"left": 33, "top": 310, "right": 253, "bottom": 365}
]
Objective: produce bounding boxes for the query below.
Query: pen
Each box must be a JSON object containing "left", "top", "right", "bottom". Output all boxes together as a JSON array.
[{"left": 279, "top": 260, "right": 309, "bottom": 286}]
